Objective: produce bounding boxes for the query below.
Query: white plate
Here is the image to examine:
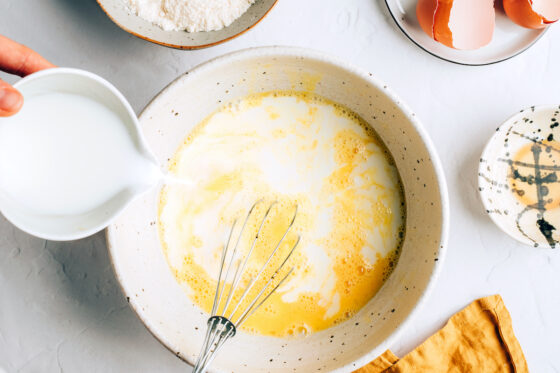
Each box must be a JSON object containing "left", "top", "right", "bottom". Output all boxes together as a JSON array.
[{"left": 385, "top": 0, "right": 548, "bottom": 66}]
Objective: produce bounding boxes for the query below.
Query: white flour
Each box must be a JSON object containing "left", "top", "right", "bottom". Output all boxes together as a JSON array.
[{"left": 124, "top": 0, "right": 256, "bottom": 32}]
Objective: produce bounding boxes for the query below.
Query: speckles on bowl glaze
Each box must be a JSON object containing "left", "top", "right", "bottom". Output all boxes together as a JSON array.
[
  {"left": 214, "top": 298, "right": 414, "bottom": 372},
  {"left": 479, "top": 105, "right": 560, "bottom": 248}
]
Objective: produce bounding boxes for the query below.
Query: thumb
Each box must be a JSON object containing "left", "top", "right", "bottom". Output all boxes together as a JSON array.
[{"left": 0, "top": 79, "right": 24, "bottom": 117}]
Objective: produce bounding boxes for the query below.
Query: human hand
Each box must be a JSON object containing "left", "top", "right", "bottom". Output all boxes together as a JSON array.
[{"left": 0, "top": 35, "right": 55, "bottom": 117}]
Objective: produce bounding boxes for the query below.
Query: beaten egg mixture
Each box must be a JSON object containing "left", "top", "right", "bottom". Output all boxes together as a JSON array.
[{"left": 158, "top": 91, "right": 405, "bottom": 337}]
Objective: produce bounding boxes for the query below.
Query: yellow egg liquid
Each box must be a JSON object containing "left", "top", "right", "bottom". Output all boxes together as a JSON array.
[
  {"left": 510, "top": 141, "right": 560, "bottom": 209},
  {"left": 158, "top": 91, "right": 405, "bottom": 337}
]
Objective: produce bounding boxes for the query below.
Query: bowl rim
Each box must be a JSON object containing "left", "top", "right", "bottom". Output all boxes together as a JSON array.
[
  {"left": 478, "top": 104, "right": 559, "bottom": 248},
  {"left": 106, "top": 46, "right": 450, "bottom": 372},
  {"left": 96, "top": 0, "right": 278, "bottom": 50}
]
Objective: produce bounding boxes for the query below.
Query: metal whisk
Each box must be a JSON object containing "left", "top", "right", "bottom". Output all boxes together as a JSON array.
[{"left": 192, "top": 200, "right": 300, "bottom": 373}]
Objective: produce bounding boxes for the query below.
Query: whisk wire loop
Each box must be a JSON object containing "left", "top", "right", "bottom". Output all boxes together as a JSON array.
[
  {"left": 224, "top": 201, "right": 277, "bottom": 319},
  {"left": 219, "top": 199, "right": 261, "bottom": 315},
  {"left": 211, "top": 220, "right": 236, "bottom": 316},
  {"left": 233, "top": 235, "right": 300, "bottom": 326},
  {"left": 227, "top": 204, "right": 298, "bottom": 321},
  {"left": 192, "top": 201, "right": 300, "bottom": 373}
]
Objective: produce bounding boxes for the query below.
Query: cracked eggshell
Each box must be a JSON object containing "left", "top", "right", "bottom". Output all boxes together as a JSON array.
[
  {"left": 416, "top": 0, "right": 495, "bottom": 50},
  {"left": 504, "top": 0, "right": 560, "bottom": 29}
]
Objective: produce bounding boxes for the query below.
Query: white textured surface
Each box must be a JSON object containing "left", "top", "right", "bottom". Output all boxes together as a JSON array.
[{"left": 0, "top": 0, "right": 559, "bottom": 371}]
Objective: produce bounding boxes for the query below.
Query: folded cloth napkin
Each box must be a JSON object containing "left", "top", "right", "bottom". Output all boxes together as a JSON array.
[{"left": 356, "top": 295, "right": 528, "bottom": 373}]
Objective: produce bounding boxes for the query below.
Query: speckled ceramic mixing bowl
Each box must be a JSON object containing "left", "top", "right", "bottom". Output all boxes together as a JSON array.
[
  {"left": 96, "top": 0, "right": 277, "bottom": 49},
  {"left": 107, "top": 47, "right": 449, "bottom": 372}
]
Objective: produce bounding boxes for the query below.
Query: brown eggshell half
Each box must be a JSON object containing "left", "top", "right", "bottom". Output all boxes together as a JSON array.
[
  {"left": 417, "top": 0, "right": 495, "bottom": 50},
  {"left": 417, "top": 0, "right": 438, "bottom": 38},
  {"left": 504, "top": 0, "right": 560, "bottom": 29}
]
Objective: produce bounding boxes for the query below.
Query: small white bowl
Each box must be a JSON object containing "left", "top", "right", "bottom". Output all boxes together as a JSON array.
[
  {"left": 107, "top": 47, "right": 449, "bottom": 372},
  {"left": 479, "top": 105, "right": 560, "bottom": 248},
  {"left": 96, "top": 0, "right": 278, "bottom": 50},
  {"left": 0, "top": 68, "right": 157, "bottom": 241}
]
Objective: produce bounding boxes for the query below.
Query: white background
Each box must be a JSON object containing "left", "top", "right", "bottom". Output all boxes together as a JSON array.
[{"left": 1, "top": 0, "right": 559, "bottom": 371}]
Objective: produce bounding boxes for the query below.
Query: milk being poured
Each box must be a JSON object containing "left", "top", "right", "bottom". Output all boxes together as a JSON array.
[{"left": 0, "top": 92, "right": 160, "bottom": 217}]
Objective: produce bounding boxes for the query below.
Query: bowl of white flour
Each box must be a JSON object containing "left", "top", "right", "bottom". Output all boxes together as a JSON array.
[{"left": 96, "top": 0, "right": 277, "bottom": 49}]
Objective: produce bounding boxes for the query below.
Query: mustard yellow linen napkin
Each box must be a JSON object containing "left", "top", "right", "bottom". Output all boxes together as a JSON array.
[{"left": 356, "top": 295, "right": 528, "bottom": 373}]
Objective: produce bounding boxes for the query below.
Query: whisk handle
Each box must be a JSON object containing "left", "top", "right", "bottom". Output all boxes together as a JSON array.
[{"left": 193, "top": 316, "right": 236, "bottom": 373}]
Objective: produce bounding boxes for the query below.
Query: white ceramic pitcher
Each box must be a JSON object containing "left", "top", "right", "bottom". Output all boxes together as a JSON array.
[{"left": 0, "top": 68, "right": 160, "bottom": 241}]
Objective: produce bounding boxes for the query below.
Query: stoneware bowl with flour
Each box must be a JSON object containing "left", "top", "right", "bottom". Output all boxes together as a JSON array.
[
  {"left": 107, "top": 47, "right": 449, "bottom": 372},
  {"left": 96, "top": 0, "right": 278, "bottom": 49}
]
